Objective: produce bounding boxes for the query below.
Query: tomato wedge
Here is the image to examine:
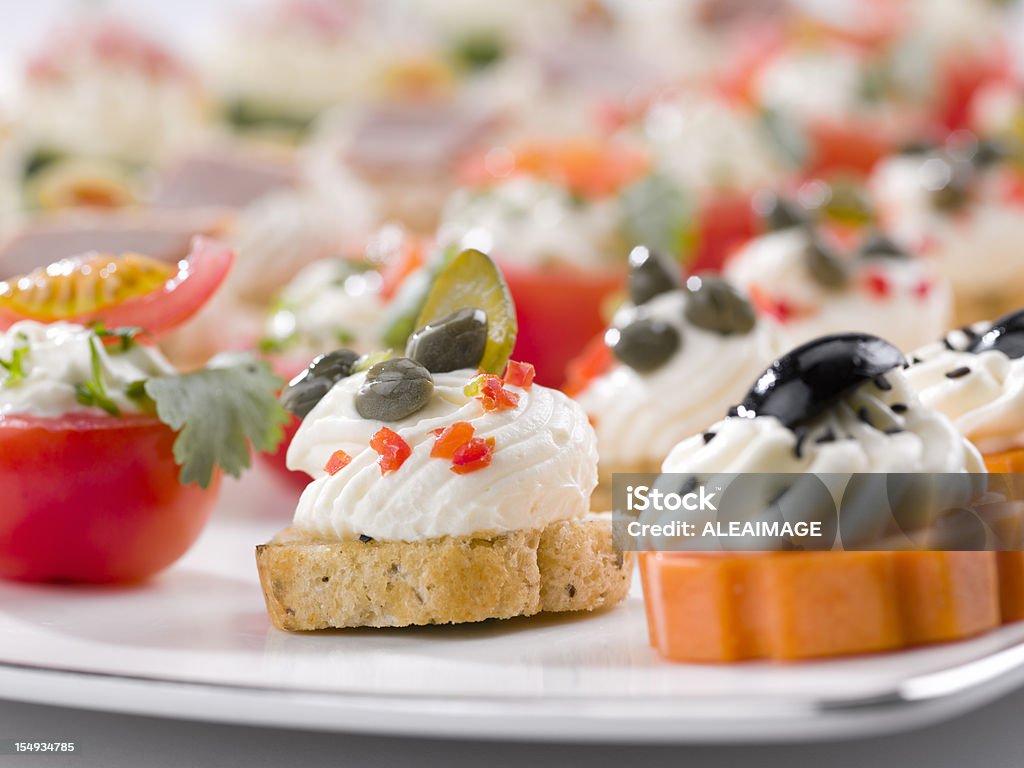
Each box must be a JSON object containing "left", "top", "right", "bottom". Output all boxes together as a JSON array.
[{"left": 0, "top": 235, "right": 233, "bottom": 336}]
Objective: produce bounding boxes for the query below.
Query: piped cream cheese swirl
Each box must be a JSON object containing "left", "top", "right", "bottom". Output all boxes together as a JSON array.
[
  {"left": 577, "top": 289, "right": 782, "bottom": 472},
  {"left": 288, "top": 368, "right": 598, "bottom": 541},
  {"left": 905, "top": 326, "right": 1024, "bottom": 454},
  {"left": 662, "top": 368, "right": 983, "bottom": 475}
]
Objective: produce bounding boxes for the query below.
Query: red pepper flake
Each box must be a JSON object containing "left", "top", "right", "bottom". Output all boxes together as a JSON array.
[
  {"left": 430, "top": 421, "right": 475, "bottom": 459},
  {"left": 324, "top": 449, "right": 352, "bottom": 476},
  {"left": 912, "top": 278, "right": 933, "bottom": 300},
  {"left": 862, "top": 270, "right": 890, "bottom": 299},
  {"left": 748, "top": 283, "right": 795, "bottom": 323},
  {"left": 369, "top": 427, "right": 411, "bottom": 475},
  {"left": 451, "top": 437, "right": 496, "bottom": 474},
  {"left": 503, "top": 360, "right": 536, "bottom": 390},
  {"left": 467, "top": 374, "right": 520, "bottom": 412}
]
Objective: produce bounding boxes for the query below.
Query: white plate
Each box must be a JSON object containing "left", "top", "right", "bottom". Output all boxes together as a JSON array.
[{"left": 3, "top": 469, "right": 1024, "bottom": 744}]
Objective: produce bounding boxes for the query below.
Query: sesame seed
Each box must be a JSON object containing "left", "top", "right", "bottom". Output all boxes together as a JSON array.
[
  {"left": 891, "top": 403, "right": 908, "bottom": 413},
  {"left": 857, "top": 407, "right": 873, "bottom": 426},
  {"left": 702, "top": 431, "right": 716, "bottom": 444},
  {"left": 359, "top": 534, "right": 373, "bottom": 543},
  {"left": 873, "top": 375, "right": 892, "bottom": 391},
  {"left": 945, "top": 366, "right": 971, "bottom": 379},
  {"left": 793, "top": 426, "right": 808, "bottom": 458},
  {"left": 884, "top": 426, "right": 904, "bottom": 435},
  {"left": 815, "top": 428, "right": 836, "bottom": 444}
]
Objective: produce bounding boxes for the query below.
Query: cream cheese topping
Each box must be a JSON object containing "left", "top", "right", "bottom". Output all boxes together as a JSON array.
[
  {"left": 906, "top": 326, "right": 1024, "bottom": 454},
  {"left": 662, "top": 367, "right": 983, "bottom": 474},
  {"left": 288, "top": 368, "right": 598, "bottom": 541},
  {"left": 0, "top": 321, "right": 175, "bottom": 418},
  {"left": 724, "top": 227, "right": 951, "bottom": 352},
  {"left": 871, "top": 153, "right": 1024, "bottom": 295},
  {"left": 437, "top": 177, "right": 624, "bottom": 269},
  {"left": 577, "top": 288, "right": 782, "bottom": 472}
]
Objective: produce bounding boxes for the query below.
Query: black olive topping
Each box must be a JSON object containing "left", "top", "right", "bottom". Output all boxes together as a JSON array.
[
  {"left": 627, "top": 246, "right": 679, "bottom": 306},
  {"left": 815, "top": 428, "right": 836, "bottom": 444},
  {"left": 738, "top": 334, "right": 906, "bottom": 430},
  {"left": 756, "top": 192, "right": 810, "bottom": 232},
  {"left": 354, "top": 357, "right": 434, "bottom": 422},
  {"left": 281, "top": 348, "right": 361, "bottom": 419},
  {"left": 945, "top": 366, "right": 972, "bottom": 379},
  {"left": 966, "top": 309, "right": 1024, "bottom": 359},
  {"left": 793, "top": 426, "right": 809, "bottom": 459},
  {"left": 683, "top": 273, "right": 756, "bottom": 335},
  {"left": 607, "top": 317, "right": 681, "bottom": 373},
  {"left": 858, "top": 231, "right": 907, "bottom": 260},
  {"left": 805, "top": 236, "right": 850, "bottom": 289},
  {"left": 406, "top": 307, "right": 488, "bottom": 373}
]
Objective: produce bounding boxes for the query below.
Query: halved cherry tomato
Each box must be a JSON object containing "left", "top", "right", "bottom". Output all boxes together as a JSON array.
[
  {"left": 0, "top": 412, "right": 218, "bottom": 583},
  {"left": 0, "top": 236, "right": 233, "bottom": 336},
  {"left": 501, "top": 261, "right": 625, "bottom": 389}
]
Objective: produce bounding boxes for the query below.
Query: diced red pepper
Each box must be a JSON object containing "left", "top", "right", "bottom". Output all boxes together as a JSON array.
[
  {"left": 466, "top": 374, "right": 520, "bottom": 412},
  {"left": 324, "top": 449, "right": 352, "bottom": 476},
  {"left": 862, "top": 271, "right": 891, "bottom": 299},
  {"left": 748, "top": 284, "right": 795, "bottom": 323},
  {"left": 430, "top": 421, "right": 475, "bottom": 459},
  {"left": 912, "top": 278, "right": 934, "bottom": 300},
  {"left": 369, "top": 427, "right": 411, "bottom": 475},
  {"left": 564, "top": 334, "right": 614, "bottom": 397},
  {"left": 451, "top": 437, "right": 496, "bottom": 475},
  {"left": 503, "top": 360, "right": 536, "bottom": 390}
]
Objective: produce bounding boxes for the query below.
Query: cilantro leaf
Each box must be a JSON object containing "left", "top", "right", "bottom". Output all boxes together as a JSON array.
[{"left": 143, "top": 355, "right": 288, "bottom": 489}]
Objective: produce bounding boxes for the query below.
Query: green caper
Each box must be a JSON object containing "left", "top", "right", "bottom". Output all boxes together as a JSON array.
[
  {"left": 857, "top": 231, "right": 907, "bottom": 260},
  {"left": 683, "top": 274, "right": 756, "bottom": 335},
  {"left": 628, "top": 246, "right": 678, "bottom": 305},
  {"left": 805, "top": 236, "right": 850, "bottom": 289},
  {"left": 355, "top": 358, "right": 434, "bottom": 421},
  {"left": 406, "top": 307, "right": 488, "bottom": 373},
  {"left": 971, "top": 138, "right": 1009, "bottom": 169},
  {"left": 608, "top": 317, "right": 680, "bottom": 372},
  {"left": 281, "top": 349, "right": 360, "bottom": 419},
  {"left": 757, "top": 192, "right": 809, "bottom": 232}
]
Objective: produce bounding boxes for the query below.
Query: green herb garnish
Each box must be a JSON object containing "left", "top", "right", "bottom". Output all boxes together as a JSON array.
[
  {"left": 92, "top": 323, "right": 144, "bottom": 352},
  {"left": 142, "top": 354, "right": 288, "bottom": 489},
  {"left": 0, "top": 342, "right": 29, "bottom": 386},
  {"left": 74, "top": 336, "right": 121, "bottom": 416},
  {"left": 620, "top": 172, "right": 694, "bottom": 261}
]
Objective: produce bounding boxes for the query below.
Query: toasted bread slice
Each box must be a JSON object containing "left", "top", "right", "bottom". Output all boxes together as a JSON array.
[{"left": 256, "top": 515, "right": 633, "bottom": 630}]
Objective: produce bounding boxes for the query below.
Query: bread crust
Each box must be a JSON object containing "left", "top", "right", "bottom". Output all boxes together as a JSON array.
[{"left": 256, "top": 516, "right": 633, "bottom": 630}]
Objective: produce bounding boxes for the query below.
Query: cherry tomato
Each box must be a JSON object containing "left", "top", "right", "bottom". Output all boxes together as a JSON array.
[
  {"left": 0, "top": 236, "right": 233, "bottom": 336},
  {"left": 0, "top": 412, "right": 218, "bottom": 583},
  {"left": 501, "top": 262, "right": 625, "bottom": 389}
]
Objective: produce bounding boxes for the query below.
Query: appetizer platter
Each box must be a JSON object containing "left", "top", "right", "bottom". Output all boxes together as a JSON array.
[{"left": 3, "top": 0, "right": 1024, "bottom": 747}]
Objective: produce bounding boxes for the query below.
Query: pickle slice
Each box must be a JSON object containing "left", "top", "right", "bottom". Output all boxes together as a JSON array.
[
  {"left": 414, "top": 249, "right": 516, "bottom": 375},
  {"left": 0, "top": 252, "right": 175, "bottom": 321}
]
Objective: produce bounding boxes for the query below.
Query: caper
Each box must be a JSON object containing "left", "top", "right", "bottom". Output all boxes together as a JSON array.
[
  {"left": 971, "top": 138, "right": 1009, "bottom": 169},
  {"left": 281, "top": 349, "right": 360, "bottom": 419},
  {"left": 607, "top": 317, "right": 680, "bottom": 372},
  {"left": 929, "top": 158, "right": 972, "bottom": 212},
  {"left": 805, "top": 236, "right": 850, "bottom": 289},
  {"left": 858, "top": 231, "right": 907, "bottom": 260},
  {"left": 683, "top": 274, "right": 755, "bottom": 335},
  {"left": 406, "top": 307, "right": 487, "bottom": 373},
  {"left": 355, "top": 357, "right": 434, "bottom": 421},
  {"left": 627, "top": 246, "right": 678, "bottom": 306},
  {"left": 756, "top": 192, "right": 809, "bottom": 232}
]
